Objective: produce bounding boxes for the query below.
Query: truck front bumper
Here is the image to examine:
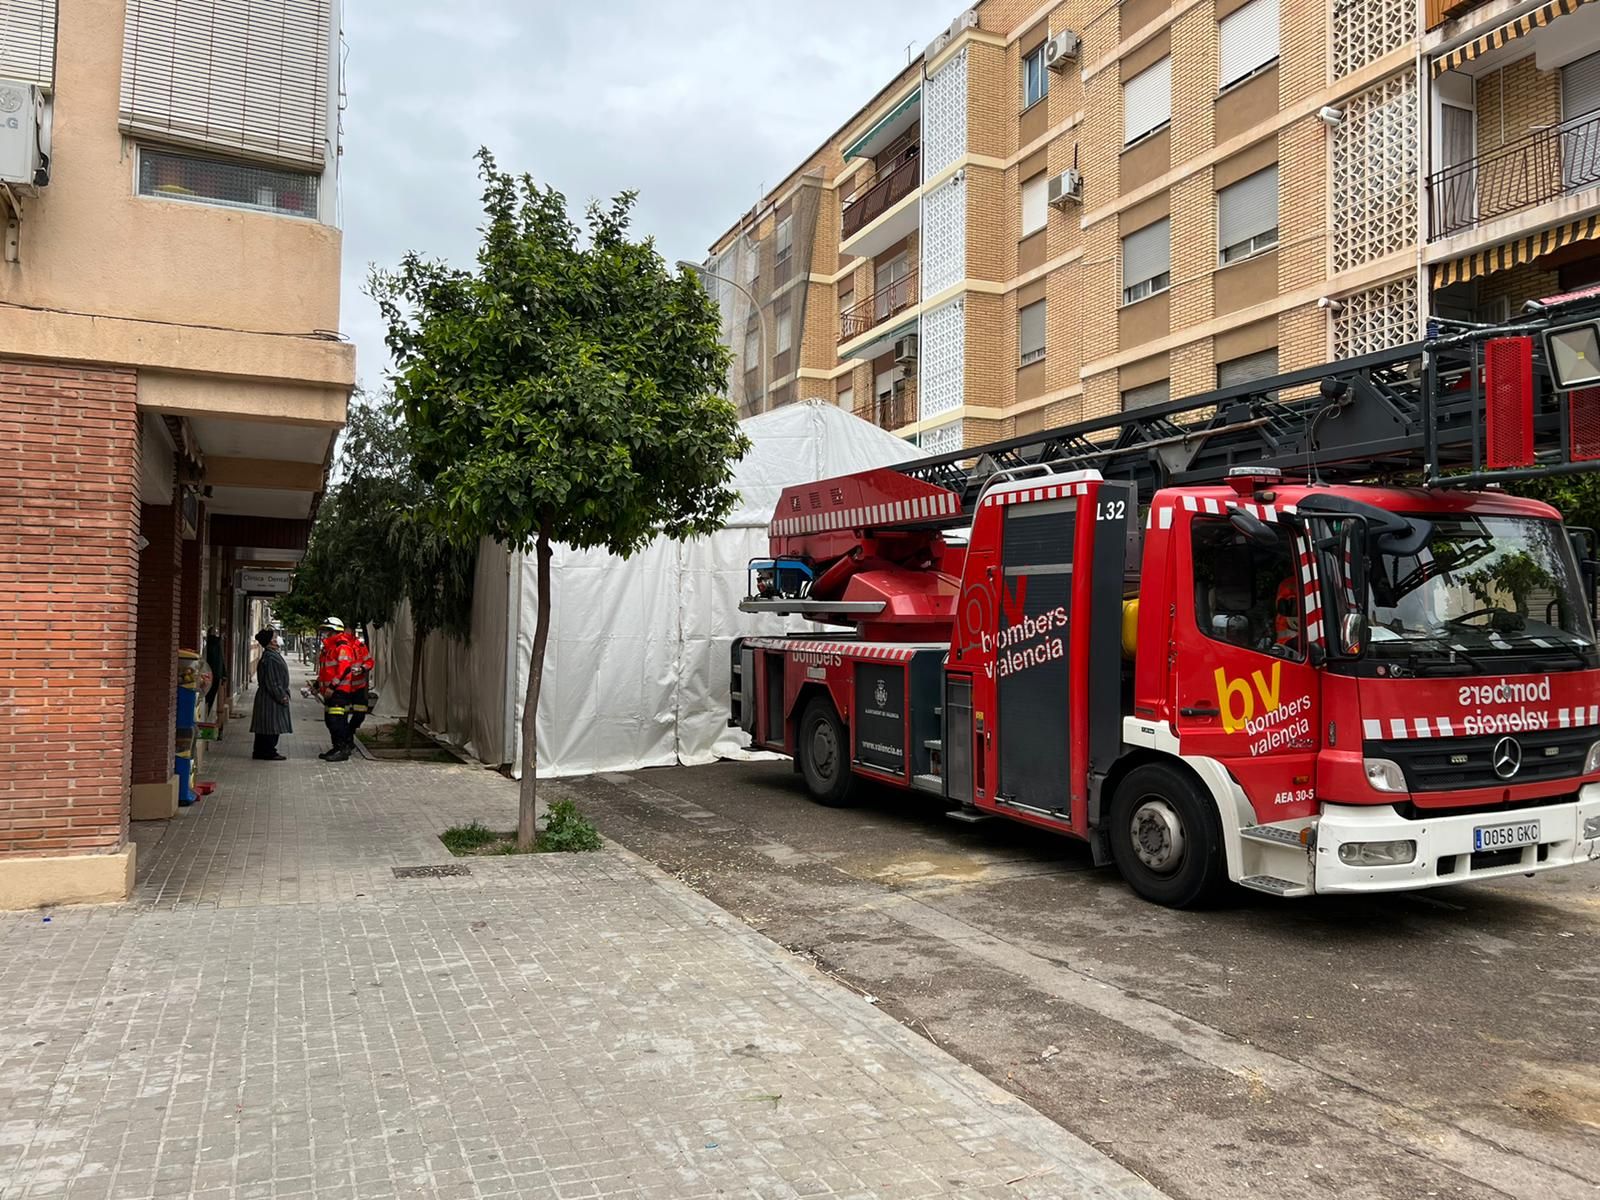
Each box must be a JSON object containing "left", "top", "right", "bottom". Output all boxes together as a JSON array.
[{"left": 1313, "top": 785, "right": 1600, "bottom": 893}]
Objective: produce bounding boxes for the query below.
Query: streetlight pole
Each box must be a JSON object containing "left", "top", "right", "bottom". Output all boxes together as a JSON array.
[{"left": 678, "top": 260, "right": 770, "bottom": 415}]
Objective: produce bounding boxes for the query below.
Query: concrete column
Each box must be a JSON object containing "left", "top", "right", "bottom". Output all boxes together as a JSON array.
[{"left": 131, "top": 486, "right": 182, "bottom": 820}]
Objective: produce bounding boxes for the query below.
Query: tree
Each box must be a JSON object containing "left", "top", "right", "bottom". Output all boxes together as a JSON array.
[{"left": 372, "top": 149, "right": 749, "bottom": 849}]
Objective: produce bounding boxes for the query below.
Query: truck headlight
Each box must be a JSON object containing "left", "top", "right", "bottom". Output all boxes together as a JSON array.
[
  {"left": 1337, "top": 840, "right": 1417, "bottom": 866},
  {"left": 1585, "top": 740, "right": 1600, "bottom": 775},
  {"left": 1363, "top": 758, "right": 1407, "bottom": 793}
]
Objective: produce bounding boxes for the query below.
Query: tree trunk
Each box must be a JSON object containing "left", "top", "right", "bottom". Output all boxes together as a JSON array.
[
  {"left": 517, "top": 529, "right": 554, "bottom": 850},
  {"left": 405, "top": 629, "right": 424, "bottom": 754}
]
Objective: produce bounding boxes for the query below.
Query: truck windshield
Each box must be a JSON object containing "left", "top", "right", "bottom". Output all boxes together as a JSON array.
[{"left": 1362, "top": 515, "right": 1595, "bottom": 659}]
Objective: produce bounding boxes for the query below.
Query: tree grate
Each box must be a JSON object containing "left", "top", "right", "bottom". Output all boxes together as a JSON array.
[{"left": 392, "top": 864, "right": 471, "bottom": 879}]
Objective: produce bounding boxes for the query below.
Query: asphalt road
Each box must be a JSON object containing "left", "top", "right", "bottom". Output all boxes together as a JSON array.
[{"left": 559, "top": 759, "right": 1600, "bottom": 1200}]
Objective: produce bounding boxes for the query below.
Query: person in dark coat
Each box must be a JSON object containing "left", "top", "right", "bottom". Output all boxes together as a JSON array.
[
  {"left": 250, "top": 629, "right": 293, "bottom": 761},
  {"left": 203, "top": 628, "right": 227, "bottom": 718}
]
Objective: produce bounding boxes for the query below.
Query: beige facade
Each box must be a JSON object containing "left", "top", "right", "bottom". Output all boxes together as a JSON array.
[
  {"left": 704, "top": 0, "right": 1600, "bottom": 451},
  {"left": 0, "top": 0, "right": 354, "bottom": 907}
]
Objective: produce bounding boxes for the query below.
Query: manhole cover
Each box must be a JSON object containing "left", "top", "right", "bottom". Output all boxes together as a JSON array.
[{"left": 392, "top": 864, "right": 471, "bottom": 879}]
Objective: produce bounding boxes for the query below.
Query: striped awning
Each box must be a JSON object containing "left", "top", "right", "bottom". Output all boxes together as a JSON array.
[
  {"left": 1432, "top": 213, "right": 1600, "bottom": 286},
  {"left": 1432, "top": 0, "right": 1594, "bottom": 77}
]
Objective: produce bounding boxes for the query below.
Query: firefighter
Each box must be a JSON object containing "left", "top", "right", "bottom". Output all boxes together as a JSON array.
[
  {"left": 316, "top": 617, "right": 374, "bottom": 762},
  {"left": 1274, "top": 575, "right": 1302, "bottom": 655}
]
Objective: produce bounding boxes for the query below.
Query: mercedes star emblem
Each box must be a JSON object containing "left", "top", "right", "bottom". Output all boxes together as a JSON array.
[{"left": 1492, "top": 736, "right": 1522, "bottom": 780}]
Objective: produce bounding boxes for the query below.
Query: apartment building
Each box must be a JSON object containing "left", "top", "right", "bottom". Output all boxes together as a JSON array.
[
  {"left": 701, "top": 0, "right": 1600, "bottom": 452},
  {"left": 0, "top": 0, "right": 354, "bottom": 907}
]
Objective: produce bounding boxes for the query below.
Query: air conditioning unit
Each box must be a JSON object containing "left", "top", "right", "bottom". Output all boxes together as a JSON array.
[
  {"left": 0, "top": 80, "right": 46, "bottom": 187},
  {"left": 949, "top": 8, "right": 979, "bottom": 37},
  {"left": 1044, "top": 30, "right": 1080, "bottom": 70},
  {"left": 1047, "top": 169, "right": 1083, "bottom": 208},
  {"left": 894, "top": 334, "right": 919, "bottom": 364},
  {"left": 924, "top": 30, "right": 952, "bottom": 61}
]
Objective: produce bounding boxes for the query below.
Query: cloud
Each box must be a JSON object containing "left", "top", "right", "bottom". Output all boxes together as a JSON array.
[{"left": 339, "top": 0, "right": 951, "bottom": 391}]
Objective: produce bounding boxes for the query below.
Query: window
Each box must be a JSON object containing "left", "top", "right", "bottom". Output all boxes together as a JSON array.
[
  {"left": 1122, "top": 217, "right": 1171, "bottom": 305},
  {"left": 0, "top": 0, "right": 56, "bottom": 88},
  {"left": 775, "top": 216, "right": 793, "bottom": 262},
  {"left": 1019, "top": 299, "right": 1047, "bottom": 365},
  {"left": 775, "top": 303, "right": 793, "bottom": 354},
  {"left": 839, "top": 287, "right": 855, "bottom": 315},
  {"left": 1218, "top": 165, "right": 1278, "bottom": 264},
  {"left": 1122, "top": 379, "right": 1170, "bottom": 410},
  {"left": 1192, "top": 517, "right": 1303, "bottom": 659},
  {"left": 1218, "top": 348, "right": 1279, "bottom": 389},
  {"left": 1218, "top": 0, "right": 1279, "bottom": 90},
  {"left": 120, "top": 0, "right": 332, "bottom": 170},
  {"left": 1021, "top": 173, "right": 1049, "bottom": 237},
  {"left": 1023, "top": 44, "right": 1049, "bottom": 109},
  {"left": 874, "top": 254, "right": 911, "bottom": 322},
  {"left": 744, "top": 325, "right": 760, "bottom": 367},
  {"left": 838, "top": 386, "right": 854, "bottom": 411},
  {"left": 137, "top": 147, "right": 319, "bottom": 219},
  {"left": 1123, "top": 56, "right": 1171, "bottom": 146}
]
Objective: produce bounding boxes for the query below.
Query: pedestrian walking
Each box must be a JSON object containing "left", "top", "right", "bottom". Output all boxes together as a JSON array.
[
  {"left": 250, "top": 629, "right": 293, "bottom": 761},
  {"left": 203, "top": 627, "right": 227, "bottom": 718}
]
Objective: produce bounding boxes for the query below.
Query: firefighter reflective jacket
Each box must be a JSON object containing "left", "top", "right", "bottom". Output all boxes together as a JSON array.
[{"left": 317, "top": 632, "right": 373, "bottom": 693}]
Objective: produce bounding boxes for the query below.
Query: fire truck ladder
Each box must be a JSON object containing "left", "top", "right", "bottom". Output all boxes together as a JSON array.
[{"left": 891, "top": 295, "right": 1600, "bottom": 519}]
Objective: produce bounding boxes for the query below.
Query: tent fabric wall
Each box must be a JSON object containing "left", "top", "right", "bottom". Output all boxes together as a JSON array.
[{"left": 377, "top": 401, "right": 920, "bottom": 777}]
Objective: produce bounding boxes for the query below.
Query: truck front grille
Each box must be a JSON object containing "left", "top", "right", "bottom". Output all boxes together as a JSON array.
[{"left": 1365, "top": 724, "right": 1595, "bottom": 792}]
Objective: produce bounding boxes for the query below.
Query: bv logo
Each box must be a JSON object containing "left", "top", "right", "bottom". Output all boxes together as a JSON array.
[{"left": 1215, "top": 661, "right": 1282, "bottom": 734}]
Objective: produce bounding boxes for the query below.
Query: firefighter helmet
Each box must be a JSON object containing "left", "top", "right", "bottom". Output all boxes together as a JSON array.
[{"left": 320, "top": 616, "right": 346, "bottom": 632}]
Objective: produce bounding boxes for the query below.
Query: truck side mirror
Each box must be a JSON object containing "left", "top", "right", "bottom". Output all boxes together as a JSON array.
[
  {"left": 1339, "top": 613, "right": 1369, "bottom": 657},
  {"left": 1229, "top": 507, "right": 1279, "bottom": 547}
]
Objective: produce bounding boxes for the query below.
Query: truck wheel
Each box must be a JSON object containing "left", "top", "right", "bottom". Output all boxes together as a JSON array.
[
  {"left": 1108, "top": 763, "right": 1228, "bottom": 908},
  {"left": 798, "top": 696, "right": 856, "bottom": 807}
]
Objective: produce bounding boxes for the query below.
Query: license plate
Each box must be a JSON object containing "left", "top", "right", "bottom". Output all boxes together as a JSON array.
[{"left": 1473, "top": 821, "right": 1541, "bottom": 852}]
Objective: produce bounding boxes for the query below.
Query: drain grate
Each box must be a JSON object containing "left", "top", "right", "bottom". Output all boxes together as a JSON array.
[{"left": 392, "top": 864, "right": 471, "bottom": 879}]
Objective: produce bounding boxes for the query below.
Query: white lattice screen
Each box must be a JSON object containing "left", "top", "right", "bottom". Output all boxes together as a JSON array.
[
  {"left": 918, "top": 297, "right": 965, "bottom": 423},
  {"left": 1331, "top": 71, "right": 1419, "bottom": 273},
  {"left": 1332, "top": 0, "right": 1414, "bottom": 78},
  {"left": 921, "top": 173, "right": 966, "bottom": 297},
  {"left": 1332, "top": 277, "right": 1419, "bottom": 358},
  {"left": 923, "top": 47, "right": 968, "bottom": 180},
  {"left": 919, "top": 419, "right": 964, "bottom": 456}
]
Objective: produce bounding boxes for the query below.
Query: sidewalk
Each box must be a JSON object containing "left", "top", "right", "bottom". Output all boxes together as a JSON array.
[{"left": 0, "top": 695, "right": 1165, "bottom": 1200}]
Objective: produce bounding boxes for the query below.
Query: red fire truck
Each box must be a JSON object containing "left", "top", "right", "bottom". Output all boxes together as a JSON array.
[{"left": 730, "top": 295, "right": 1600, "bottom": 906}]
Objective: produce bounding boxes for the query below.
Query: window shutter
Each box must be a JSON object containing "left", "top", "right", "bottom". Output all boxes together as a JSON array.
[
  {"left": 1563, "top": 51, "right": 1600, "bottom": 121},
  {"left": 1218, "top": 0, "right": 1278, "bottom": 88},
  {"left": 1021, "top": 173, "right": 1048, "bottom": 236},
  {"left": 1123, "top": 56, "right": 1171, "bottom": 144},
  {"left": 1019, "top": 299, "right": 1047, "bottom": 360},
  {"left": 1123, "top": 379, "right": 1170, "bottom": 410},
  {"left": 1218, "top": 348, "right": 1279, "bottom": 388},
  {"left": 1218, "top": 165, "right": 1278, "bottom": 249},
  {"left": 0, "top": 0, "right": 56, "bottom": 88},
  {"left": 119, "top": 0, "right": 332, "bottom": 169},
  {"left": 1122, "top": 217, "right": 1170, "bottom": 289}
]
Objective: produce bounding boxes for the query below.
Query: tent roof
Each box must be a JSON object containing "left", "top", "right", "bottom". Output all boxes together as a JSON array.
[{"left": 729, "top": 401, "right": 920, "bottom": 526}]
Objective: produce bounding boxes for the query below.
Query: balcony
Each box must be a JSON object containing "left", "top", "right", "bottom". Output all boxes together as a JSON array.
[
  {"left": 1425, "top": 0, "right": 1490, "bottom": 30},
  {"left": 857, "top": 378, "right": 917, "bottom": 431},
  {"left": 840, "top": 137, "right": 922, "bottom": 259},
  {"left": 839, "top": 265, "right": 919, "bottom": 345},
  {"left": 1429, "top": 109, "right": 1600, "bottom": 239}
]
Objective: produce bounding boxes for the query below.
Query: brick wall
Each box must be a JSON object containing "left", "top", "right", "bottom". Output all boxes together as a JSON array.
[
  {"left": 0, "top": 362, "right": 141, "bottom": 859},
  {"left": 132, "top": 491, "right": 181, "bottom": 787}
]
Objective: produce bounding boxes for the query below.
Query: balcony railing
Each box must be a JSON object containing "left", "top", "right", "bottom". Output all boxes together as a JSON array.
[
  {"left": 841, "top": 141, "right": 921, "bottom": 240},
  {"left": 839, "top": 265, "right": 919, "bottom": 343},
  {"left": 1429, "top": 109, "right": 1600, "bottom": 239},
  {"left": 856, "top": 380, "right": 916, "bottom": 431}
]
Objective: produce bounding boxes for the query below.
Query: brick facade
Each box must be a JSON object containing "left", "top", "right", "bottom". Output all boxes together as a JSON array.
[
  {"left": 0, "top": 362, "right": 141, "bottom": 859},
  {"left": 133, "top": 491, "right": 181, "bottom": 788}
]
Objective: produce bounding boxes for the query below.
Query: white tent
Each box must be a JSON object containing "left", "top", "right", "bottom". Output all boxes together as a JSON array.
[{"left": 372, "top": 401, "right": 920, "bottom": 776}]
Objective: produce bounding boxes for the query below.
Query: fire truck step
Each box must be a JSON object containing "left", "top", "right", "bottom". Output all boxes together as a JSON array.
[
  {"left": 911, "top": 774, "right": 945, "bottom": 795},
  {"left": 1239, "top": 874, "right": 1311, "bottom": 898},
  {"left": 924, "top": 739, "right": 943, "bottom": 751},
  {"left": 945, "top": 806, "right": 997, "bottom": 825},
  {"left": 1239, "top": 825, "right": 1308, "bottom": 848}
]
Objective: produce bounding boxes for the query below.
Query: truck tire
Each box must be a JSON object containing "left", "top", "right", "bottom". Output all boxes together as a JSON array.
[
  {"left": 798, "top": 695, "right": 856, "bottom": 807},
  {"left": 1108, "top": 763, "right": 1228, "bottom": 908}
]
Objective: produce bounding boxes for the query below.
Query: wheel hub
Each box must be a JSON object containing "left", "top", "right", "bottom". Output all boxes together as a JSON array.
[
  {"left": 810, "top": 722, "right": 838, "bottom": 780},
  {"left": 1130, "top": 798, "right": 1185, "bottom": 874}
]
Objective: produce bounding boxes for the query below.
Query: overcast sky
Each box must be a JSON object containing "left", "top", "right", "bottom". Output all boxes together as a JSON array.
[{"left": 339, "top": 0, "right": 952, "bottom": 393}]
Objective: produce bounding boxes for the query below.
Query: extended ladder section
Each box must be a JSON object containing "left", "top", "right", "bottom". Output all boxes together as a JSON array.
[{"left": 892, "top": 293, "right": 1600, "bottom": 519}]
